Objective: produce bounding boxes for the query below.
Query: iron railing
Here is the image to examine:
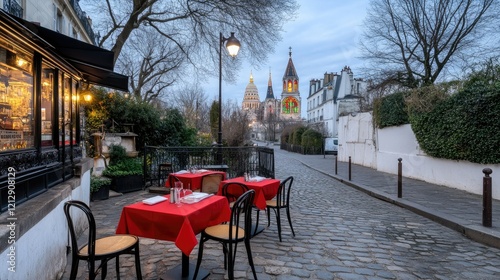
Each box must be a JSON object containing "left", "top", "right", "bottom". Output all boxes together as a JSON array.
[{"left": 143, "top": 146, "right": 275, "bottom": 187}]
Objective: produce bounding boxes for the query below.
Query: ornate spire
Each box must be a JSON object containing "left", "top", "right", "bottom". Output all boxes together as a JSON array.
[
  {"left": 266, "top": 68, "right": 275, "bottom": 100},
  {"left": 249, "top": 70, "right": 254, "bottom": 83},
  {"left": 289, "top": 46, "right": 292, "bottom": 58},
  {"left": 268, "top": 68, "right": 272, "bottom": 86}
]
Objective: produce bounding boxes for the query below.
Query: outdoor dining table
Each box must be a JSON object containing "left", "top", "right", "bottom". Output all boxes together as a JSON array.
[
  {"left": 116, "top": 194, "right": 231, "bottom": 279},
  {"left": 165, "top": 170, "right": 226, "bottom": 190},
  {"left": 217, "top": 176, "right": 280, "bottom": 210},
  {"left": 217, "top": 176, "right": 280, "bottom": 236}
]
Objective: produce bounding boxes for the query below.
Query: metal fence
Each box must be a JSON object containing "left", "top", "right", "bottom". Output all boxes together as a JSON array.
[{"left": 143, "top": 146, "right": 275, "bottom": 187}]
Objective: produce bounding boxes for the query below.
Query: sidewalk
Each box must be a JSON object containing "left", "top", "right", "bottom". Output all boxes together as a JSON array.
[{"left": 279, "top": 150, "right": 500, "bottom": 249}]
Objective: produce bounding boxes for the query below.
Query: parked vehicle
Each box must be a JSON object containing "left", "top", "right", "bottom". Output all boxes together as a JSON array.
[{"left": 324, "top": 137, "right": 338, "bottom": 155}]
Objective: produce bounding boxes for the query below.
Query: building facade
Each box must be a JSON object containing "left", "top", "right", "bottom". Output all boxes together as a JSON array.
[
  {"left": 0, "top": 1, "right": 126, "bottom": 278},
  {"left": 307, "top": 66, "right": 366, "bottom": 137},
  {"left": 280, "top": 47, "right": 301, "bottom": 121},
  {"left": 241, "top": 71, "right": 260, "bottom": 122}
]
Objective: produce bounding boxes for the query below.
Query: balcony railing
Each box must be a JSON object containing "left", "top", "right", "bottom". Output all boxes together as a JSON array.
[
  {"left": 68, "top": 0, "right": 96, "bottom": 44},
  {"left": 3, "top": 0, "right": 23, "bottom": 18}
]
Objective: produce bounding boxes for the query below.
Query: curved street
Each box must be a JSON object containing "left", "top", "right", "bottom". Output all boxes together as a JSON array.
[{"left": 63, "top": 146, "right": 500, "bottom": 279}]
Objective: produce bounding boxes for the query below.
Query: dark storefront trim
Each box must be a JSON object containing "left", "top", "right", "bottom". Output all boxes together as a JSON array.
[{"left": 0, "top": 10, "right": 128, "bottom": 212}]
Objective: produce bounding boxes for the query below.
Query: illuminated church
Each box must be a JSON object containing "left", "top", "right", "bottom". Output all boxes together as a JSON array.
[
  {"left": 280, "top": 47, "right": 301, "bottom": 120},
  {"left": 242, "top": 47, "right": 302, "bottom": 141}
]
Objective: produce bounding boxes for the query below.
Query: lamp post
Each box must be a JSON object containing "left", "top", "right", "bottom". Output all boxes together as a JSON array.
[{"left": 218, "top": 32, "right": 240, "bottom": 149}]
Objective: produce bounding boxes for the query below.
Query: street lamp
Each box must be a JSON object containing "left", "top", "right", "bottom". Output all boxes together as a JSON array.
[{"left": 218, "top": 32, "right": 240, "bottom": 148}]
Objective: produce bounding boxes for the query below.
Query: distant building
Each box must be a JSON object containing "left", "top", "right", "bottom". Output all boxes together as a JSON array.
[
  {"left": 280, "top": 47, "right": 301, "bottom": 121},
  {"left": 241, "top": 71, "right": 260, "bottom": 122},
  {"left": 307, "top": 66, "right": 366, "bottom": 137}
]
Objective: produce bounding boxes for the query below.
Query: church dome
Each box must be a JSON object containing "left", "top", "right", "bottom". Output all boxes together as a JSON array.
[{"left": 242, "top": 72, "right": 261, "bottom": 111}]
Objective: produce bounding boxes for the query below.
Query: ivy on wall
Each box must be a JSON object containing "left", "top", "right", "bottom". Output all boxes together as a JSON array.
[
  {"left": 374, "top": 61, "right": 500, "bottom": 164},
  {"left": 373, "top": 91, "right": 409, "bottom": 128}
]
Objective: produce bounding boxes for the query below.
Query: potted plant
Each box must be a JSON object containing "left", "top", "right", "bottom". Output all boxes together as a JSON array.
[
  {"left": 102, "top": 145, "right": 144, "bottom": 193},
  {"left": 90, "top": 176, "right": 112, "bottom": 201}
]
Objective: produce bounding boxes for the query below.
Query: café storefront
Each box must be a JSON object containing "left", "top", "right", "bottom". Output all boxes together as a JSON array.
[{"left": 0, "top": 9, "right": 128, "bottom": 213}]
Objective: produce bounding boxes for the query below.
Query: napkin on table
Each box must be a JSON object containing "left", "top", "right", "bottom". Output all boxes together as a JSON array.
[{"left": 249, "top": 176, "right": 267, "bottom": 182}]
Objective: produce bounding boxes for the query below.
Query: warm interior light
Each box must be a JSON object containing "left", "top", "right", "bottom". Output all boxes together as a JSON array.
[
  {"left": 83, "top": 93, "right": 92, "bottom": 102},
  {"left": 16, "top": 57, "right": 27, "bottom": 67},
  {"left": 225, "top": 32, "right": 240, "bottom": 57}
]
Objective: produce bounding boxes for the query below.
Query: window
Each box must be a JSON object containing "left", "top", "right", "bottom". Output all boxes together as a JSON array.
[
  {"left": 41, "top": 63, "right": 55, "bottom": 147},
  {"left": 0, "top": 40, "right": 34, "bottom": 151},
  {"left": 55, "top": 6, "right": 64, "bottom": 33}
]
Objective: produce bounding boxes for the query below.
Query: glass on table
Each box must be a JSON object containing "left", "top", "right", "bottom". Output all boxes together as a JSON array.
[
  {"left": 183, "top": 183, "right": 193, "bottom": 199},
  {"left": 174, "top": 181, "right": 183, "bottom": 206}
]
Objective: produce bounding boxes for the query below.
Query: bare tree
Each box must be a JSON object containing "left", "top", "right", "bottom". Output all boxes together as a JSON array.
[
  {"left": 360, "top": 0, "right": 500, "bottom": 88},
  {"left": 222, "top": 100, "right": 250, "bottom": 146},
  {"left": 172, "top": 83, "right": 211, "bottom": 132},
  {"left": 118, "top": 30, "right": 184, "bottom": 102},
  {"left": 82, "top": 0, "right": 298, "bottom": 82}
]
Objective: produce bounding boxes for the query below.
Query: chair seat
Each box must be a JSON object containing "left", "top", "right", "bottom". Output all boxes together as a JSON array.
[
  {"left": 79, "top": 235, "right": 138, "bottom": 256},
  {"left": 266, "top": 200, "right": 284, "bottom": 207},
  {"left": 205, "top": 224, "right": 245, "bottom": 240}
]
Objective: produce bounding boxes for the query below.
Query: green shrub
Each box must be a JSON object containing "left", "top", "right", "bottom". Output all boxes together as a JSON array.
[
  {"left": 301, "top": 128, "right": 323, "bottom": 150},
  {"left": 90, "top": 176, "right": 112, "bottom": 192},
  {"left": 410, "top": 78, "right": 500, "bottom": 164},
  {"left": 291, "top": 126, "right": 307, "bottom": 145},
  {"left": 109, "top": 145, "right": 128, "bottom": 166},
  {"left": 373, "top": 91, "right": 409, "bottom": 128},
  {"left": 102, "top": 157, "right": 143, "bottom": 177}
]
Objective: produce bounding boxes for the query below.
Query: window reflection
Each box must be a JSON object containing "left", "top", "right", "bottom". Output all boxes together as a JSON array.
[
  {"left": 0, "top": 42, "right": 33, "bottom": 151},
  {"left": 41, "top": 63, "right": 54, "bottom": 147}
]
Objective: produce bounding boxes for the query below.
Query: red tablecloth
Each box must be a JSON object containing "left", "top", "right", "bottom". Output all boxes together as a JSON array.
[
  {"left": 217, "top": 177, "right": 280, "bottom": 210},
  {"left": 116, "top": 195, "right": 230, "bottom": 255},
  {"left": 165, "top": 171, "right": 226, "bottom": 190}
]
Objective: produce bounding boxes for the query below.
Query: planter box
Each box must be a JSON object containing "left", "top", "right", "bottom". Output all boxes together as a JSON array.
[
  {"left": 91, "top": 185, "right": 110, "bottom": 201},
  {"left": 111, "top": 175, "right": 143, "bottom": 193}
]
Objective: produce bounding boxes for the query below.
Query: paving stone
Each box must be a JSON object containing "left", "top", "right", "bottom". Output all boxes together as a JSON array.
[{"left": 60, "top": 144, "right": 500, "bottom": 279}]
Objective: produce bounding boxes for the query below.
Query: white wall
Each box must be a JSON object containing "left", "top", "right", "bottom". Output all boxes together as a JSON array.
[
  {"left": 339, "top": 113, "right": 500, "bottom": 199},
  {"left": 338, "top": 112, "right": 377, "bottom": 168},
  {"left": 0, "top": 170, "right": 90, "bottom": 280}
]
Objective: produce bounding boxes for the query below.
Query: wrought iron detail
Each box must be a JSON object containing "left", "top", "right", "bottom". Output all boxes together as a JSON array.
[{"left": 3, "top": 0, "right": 23, "bottom": 18}]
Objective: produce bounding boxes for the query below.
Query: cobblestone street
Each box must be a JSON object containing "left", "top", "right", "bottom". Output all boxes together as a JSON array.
[{"left": 62, "top": 146, "right": 500, "bottom": 279}]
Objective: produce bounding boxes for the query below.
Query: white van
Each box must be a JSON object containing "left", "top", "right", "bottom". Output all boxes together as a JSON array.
[{"left": 324, "top": 137, "right": 339, "bottom": 155}]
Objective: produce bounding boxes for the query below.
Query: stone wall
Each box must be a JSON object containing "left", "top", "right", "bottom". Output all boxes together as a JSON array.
[
  {"left": 0, "top": 158, "right": 92, "bottom": 280},
  {"left": 339, "top": 112, "right": 500, "bottom": 199}
]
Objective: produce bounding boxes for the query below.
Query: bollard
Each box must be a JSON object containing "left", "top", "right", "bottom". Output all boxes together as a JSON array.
[
  {"left": 397, "top": 158, "right": 402, "bottom": 198},
  {"left": 483, "top": 168, "right": 493, "bottom": 227},
  {"left": 348, "top": 156, "right": 352, "bottom": 181},
  {"left": 335, "top": 156, "right": 338, "bottom": 175}
]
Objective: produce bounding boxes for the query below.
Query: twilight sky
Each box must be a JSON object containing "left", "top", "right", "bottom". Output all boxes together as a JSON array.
[{"left": 204, "top": 0, "right": 371, "bottom": 117}]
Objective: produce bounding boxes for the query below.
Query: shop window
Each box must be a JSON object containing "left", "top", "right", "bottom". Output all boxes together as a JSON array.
[
  {"left": 41, "top": 64, "right": 54, "bottom": 147},
  {"left": 60, "top": 75, "right": 71, "bottom": 147},
  {"left": 0, "top": 43, "right": 33, "bottom": 151}
]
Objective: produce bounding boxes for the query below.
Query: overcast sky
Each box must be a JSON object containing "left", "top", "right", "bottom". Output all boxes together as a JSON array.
[{"left": 204, "top": 0, "right": 371, "bottom": 117}]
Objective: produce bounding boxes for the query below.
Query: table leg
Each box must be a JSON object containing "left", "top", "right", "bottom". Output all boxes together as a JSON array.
[{"left": 159, "top": 253, "right": 210, "bottom": 280}]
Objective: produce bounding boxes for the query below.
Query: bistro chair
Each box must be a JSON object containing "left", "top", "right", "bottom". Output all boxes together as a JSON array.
[
  {"left": 223, "top": 182, "right": 263, "bottom": 237},
  {"left": 158, "top": 163, "right": 173, "bottom": 187},
  {"left": 193, "top": 189, "right": 258, "bottom": 280},
  {"left": 200, "top": 173, "right": 225, "bottom": 194},
  {"left": 63, "top": 200, "right": 142, "bottom": 280},
  {"left": 168, "top": 174, "right": 181, "bottom": 190},
  {"left": 221, "top": 182, "right": 249, "bottom": 208},
  {"left": 266, "top": 176, "right": 295, "bottom": 242}
]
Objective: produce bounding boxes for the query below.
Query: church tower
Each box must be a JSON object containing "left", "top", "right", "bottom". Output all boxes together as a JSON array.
[
  {"left": 281, "top": 47, "right": 301, "bottom": 120},
  {"left": 264, "top": 70, "right": 280, "bottom": 121},
  {"left": 241, "top": 71, "right": 260, "bottom": 121}
]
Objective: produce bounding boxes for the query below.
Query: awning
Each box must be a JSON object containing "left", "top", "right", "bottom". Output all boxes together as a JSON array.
[{"left": 2, "top": 11, "right": 129, "bottom": 91}]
